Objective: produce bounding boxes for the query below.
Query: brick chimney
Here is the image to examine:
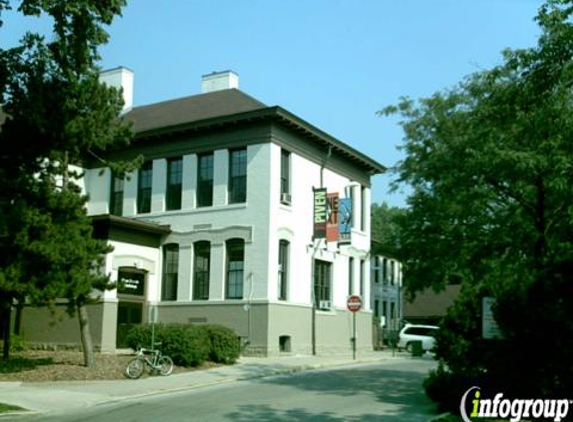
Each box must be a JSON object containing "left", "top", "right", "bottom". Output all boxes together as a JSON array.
[
  {"left": 201, "top": 70, "right": 239, "bottom": 93},
  {"left": 99, "top": 66, "right": 134, "bottom": 112}
]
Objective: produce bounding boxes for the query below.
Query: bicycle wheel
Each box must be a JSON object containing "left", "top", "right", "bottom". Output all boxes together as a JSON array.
[
  {"left": 125, "top": 357, "right": 145, "bottom": 379},
  {"left": 158, "top": 355, "right": 174, "bottom": 376}
]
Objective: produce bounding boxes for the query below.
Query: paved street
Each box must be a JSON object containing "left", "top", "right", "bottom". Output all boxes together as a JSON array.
[{"left": 22, "top": 359, "right": 437, "bottom": 422}]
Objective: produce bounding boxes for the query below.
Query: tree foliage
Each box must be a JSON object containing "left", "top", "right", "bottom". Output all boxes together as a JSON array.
[
  {"left": 370, "top": 202, "right": 406, "bottom": 259},
  {"left": 0, "top": 0, "right": 130, "bottom": 364},
  {"left": 383, "top": 0, "right": 573, "bottom": 404}
]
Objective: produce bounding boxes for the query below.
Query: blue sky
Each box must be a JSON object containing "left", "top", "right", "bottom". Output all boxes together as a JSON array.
[{"left": 2, "top": 0, "right": 544, "bottom": 206}]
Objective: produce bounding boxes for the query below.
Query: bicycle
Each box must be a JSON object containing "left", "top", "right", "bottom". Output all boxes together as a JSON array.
[{"left": 125, "top": 342, "right": 174, "bottom": 379}]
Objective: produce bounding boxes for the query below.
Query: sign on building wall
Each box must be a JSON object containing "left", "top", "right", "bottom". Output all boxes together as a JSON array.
[
  {"left": 339, "top": 197, "right": 352, "bottom": 242},
  {"left": 313, "top": 188, "right": 328, "bottom": 239},
  {"left": 326, "top": 192, "right": 339, "bottom": 242},
  {"left": 117, "top": 270, "right": 145, "bottom": 296}
]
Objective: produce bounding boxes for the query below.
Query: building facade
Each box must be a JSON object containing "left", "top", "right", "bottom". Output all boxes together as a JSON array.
[
  {"left": 371, "top": 255, "right": 403, "bottom": 347},
  {"left": 19, "top": 69, "right": 386, "bottom": 356}
]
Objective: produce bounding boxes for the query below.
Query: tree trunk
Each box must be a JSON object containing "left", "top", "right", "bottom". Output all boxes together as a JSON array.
[
  {"left": 1, "top": 302, "right": 11, "bottom": 360},
  {"left": 77, "top": 303, "right": 96, "bottom": 368}
]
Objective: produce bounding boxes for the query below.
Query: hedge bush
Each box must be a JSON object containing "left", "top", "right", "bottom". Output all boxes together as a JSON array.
[
  {"left": 125, "top": 323, "right": 238, "bottom": 367},
  {"left": 203, "top": 324, "right": 240, "bottom": 364}
]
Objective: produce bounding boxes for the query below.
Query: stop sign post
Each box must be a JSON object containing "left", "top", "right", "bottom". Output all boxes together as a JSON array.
[{"left": 347, "top": 295, "right": 362, "bottom": 359}]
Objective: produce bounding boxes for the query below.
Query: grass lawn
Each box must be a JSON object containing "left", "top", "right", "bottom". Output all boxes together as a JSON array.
[{"left": 0, "top": 402, "right": 25, "bottom": 413}]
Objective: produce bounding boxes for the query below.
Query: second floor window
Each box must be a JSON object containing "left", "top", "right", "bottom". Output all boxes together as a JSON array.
[
  {"left": 226, "top": 238, "right": 245, "bottom": 299},
  {"left": 110, "top": 173, "right": 124, "bottom": 216},
  {"left": 166, "top": 157, "right": 182, "bottom": 211},
  {"left": 193, "top": 241, "right": 210, "bottom": 300},
  {"left": 360, "top": 259, "right": 365, "bottom": 297},
  {"left": 197, "top": 154, "right": 213, "bottom": 207},
  {"left": 348, "top": 257, "right": 354, "bottom": 296},
  {"left": 280, "top": 149, "right": 291, "bottom": 204},
  {"left": 229, "top": 149, "right": 247, "bottom": 204},
  {"left": 162, "top": 243, "right": 179, "bottom": 301},
  {"left": 137, "top": 161, "right": 152, "bottom": 214}
]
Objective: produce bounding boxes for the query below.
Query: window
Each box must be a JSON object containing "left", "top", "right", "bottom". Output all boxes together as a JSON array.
[
  {"left": 374, "top": 299, "right": 380, "bottom": 317},
  {"left": 193, "top": 241, "right": 210, "bottom": 300},
  {"left": 278, "top": 240, "right": 289, "bottom": 301},
  {"left": 229, "top": 149, "right": 247, "bottom": 204},
  {"left": 360, "top": 259, "right": 365, "bottom": 297},
  {"left": 280, "top": 149, "right": 291, "bottom": 203},
  {"left": 361, "top": 186, "right": 367, "bottom": 231},
  {"left": 382, "top": 258, "right": 388, "bottom": 284},
  {"left": 348, "top": 257, "right": 354, "bottom": 296},
  {"left": 313, "top": 260, "right": 331, "bottom": 308},
  {"left": 137, "top": 161, "right": 153, "bottom": 214},
  {"left": 197, "top": 153, "right": 214, "bottom": 207},
  {"left": 390, "top": 260, "right": 395, "bottom": 285},
  {"left": 162, "top": 244, "right": 178, "bottom": 301},
  {"left": 166, "top": 157, "right": 182, "bottom": 211},
  {"left": 226, "top": 239, "right": 245, "bottom": 299},
  {"left": 374, "top": 256, "right": 380, "bottom": 284},
  {"left": 110, "top": 173, "right": 124, "bottom": 216},
  {"left": 382, "top": 301, "right": 387, "bottom": 320}
]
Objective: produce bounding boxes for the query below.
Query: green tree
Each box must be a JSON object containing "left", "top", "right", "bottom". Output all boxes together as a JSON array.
[
  {"left": 0, "top": 0, "right": 131, "bottom": 365},
  {"left": 383, "top": 0, "right": 573, "bottom": 405},
  {"left": 370, "top": 202, "right": 406, "bottom": 258}
]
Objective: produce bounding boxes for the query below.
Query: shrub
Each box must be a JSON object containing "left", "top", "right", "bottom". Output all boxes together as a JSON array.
[
  {"left": 201, "top": 324, "right": 239, "bottom": 364},
  {"left": 125, "top": 323, "right": 210, "bottom": 367},
  {"left": 0, "top": 334, "right": 27, "bottom": 353}
]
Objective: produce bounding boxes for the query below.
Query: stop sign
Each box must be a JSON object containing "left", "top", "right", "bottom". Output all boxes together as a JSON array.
[{"left": 347, "top": 295, "right": 362, "bottom": 313}]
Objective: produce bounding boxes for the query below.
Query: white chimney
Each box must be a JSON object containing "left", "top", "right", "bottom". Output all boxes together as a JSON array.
[
  {"left": 201, "top": 70, "right": 239, "bottom": 93},
  {"left": 99, "top": 66, "right": 134, "bottom": 112}
]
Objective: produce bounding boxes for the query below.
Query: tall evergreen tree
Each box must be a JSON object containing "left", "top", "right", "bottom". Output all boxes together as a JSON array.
[{"left": 0, "top": 0, "right": 131, "bottom": 365}]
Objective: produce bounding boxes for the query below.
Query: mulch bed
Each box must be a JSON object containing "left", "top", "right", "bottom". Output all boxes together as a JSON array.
[{"left": 0, "top": 350, "right": 217, "bottom": 382}]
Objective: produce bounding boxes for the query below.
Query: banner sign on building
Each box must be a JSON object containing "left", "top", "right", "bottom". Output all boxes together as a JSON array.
[
  {"left": 326, "top": 192, "right": 339, "bottom": 242},
  {"left": 339, "top": 197, "right": 352, "bottom": 242},
  {"left": 313, "top": 188, "right": 327, "bottom": 239}
]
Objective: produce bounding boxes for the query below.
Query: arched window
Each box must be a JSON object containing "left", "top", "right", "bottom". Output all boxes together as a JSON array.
[
  {"left": 193, "top": 241, "right": 210, "bottom": 300},
  {"left": 278, "top": 240, "right": 289, "bottom": 301},
  {"left": 162, "top": 243, "right": 179, "bottom": 301},
  {"left": 226, "top": 238, "right": 245, "bottom": 299}
]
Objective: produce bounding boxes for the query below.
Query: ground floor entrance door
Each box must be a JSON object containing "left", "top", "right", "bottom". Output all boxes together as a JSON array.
[{"left": 116, "top": 301, "right": 143, "bottom": 348}]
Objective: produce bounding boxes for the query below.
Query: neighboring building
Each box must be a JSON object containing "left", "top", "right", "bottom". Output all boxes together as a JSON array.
[
  {"left": 370, "top": 255, "right": 403, "bottom": 347},
  {"left": 19, "top": 68, "right": 386, "bottom": 356},
  {"left": 402, "top": 284, "right": 461, "bottom": 326}
]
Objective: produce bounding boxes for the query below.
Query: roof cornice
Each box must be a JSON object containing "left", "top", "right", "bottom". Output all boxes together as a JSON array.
[{"left": 132, "top": 106, "right": 387, "bottom": 175}]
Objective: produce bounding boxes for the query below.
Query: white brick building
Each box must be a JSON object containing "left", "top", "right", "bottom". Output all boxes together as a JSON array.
[{"left": 21, "top": 69, "right": 386, "bottom": 356}]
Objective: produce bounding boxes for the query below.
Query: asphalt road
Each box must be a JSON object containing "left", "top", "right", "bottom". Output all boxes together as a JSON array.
[{"left": 27, "top": 359, "right": 438, "bottom": 422}]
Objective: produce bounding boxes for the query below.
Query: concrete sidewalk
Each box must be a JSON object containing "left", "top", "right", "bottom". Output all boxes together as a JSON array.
[{"left": 0, "top": 349, "right": 427, "bottom": 418}]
